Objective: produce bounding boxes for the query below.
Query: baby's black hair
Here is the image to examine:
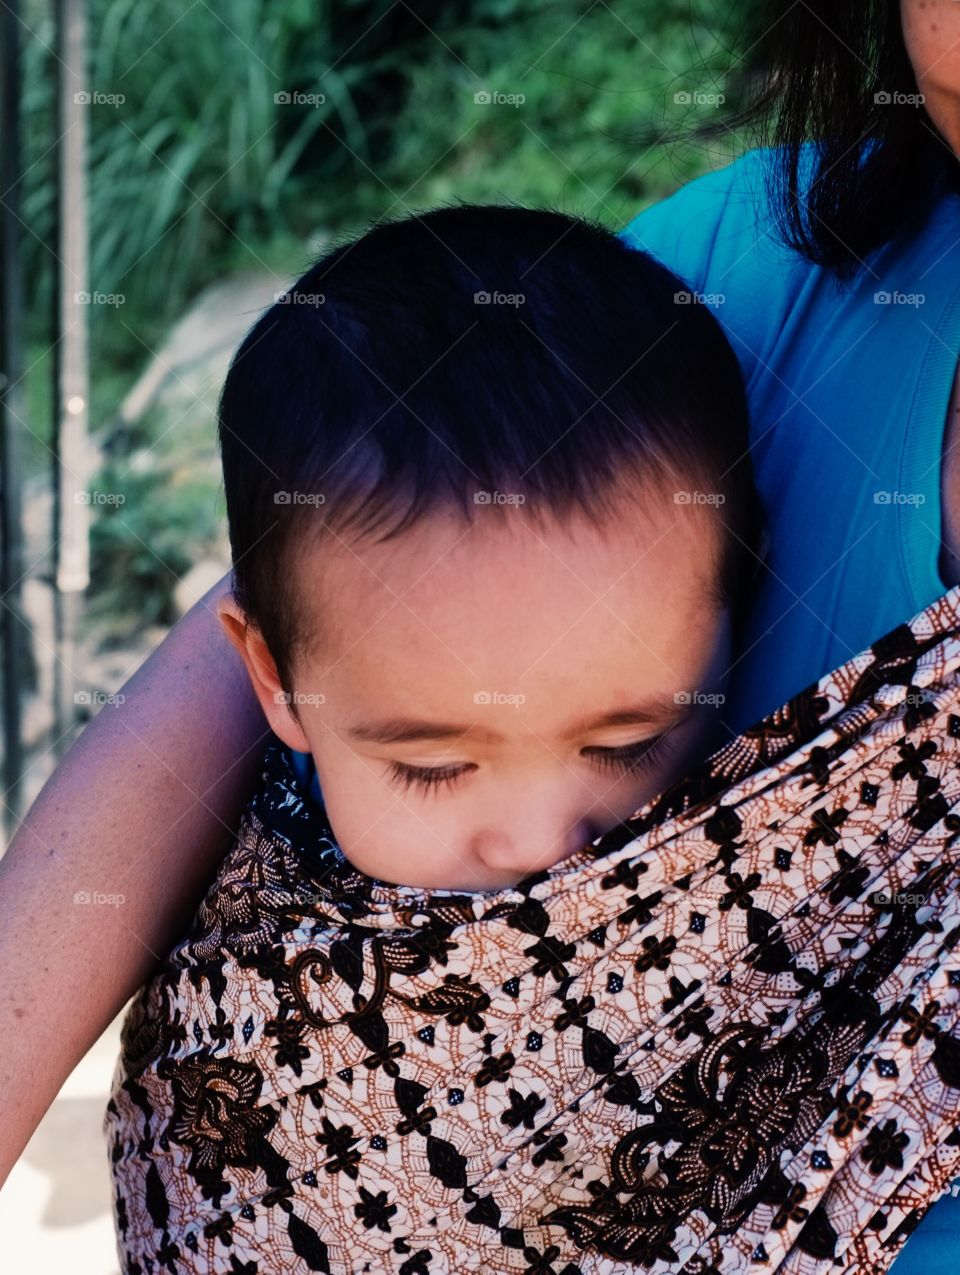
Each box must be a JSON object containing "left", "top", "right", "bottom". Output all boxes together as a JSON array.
[{"left": 218, "top": 202, "right": 766, "bottom": 692}]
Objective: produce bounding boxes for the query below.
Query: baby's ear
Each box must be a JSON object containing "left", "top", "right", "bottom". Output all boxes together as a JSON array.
[
  {"left": 216, "top": 590, "right": 251, "bottom": 657},
  {"left": 215, "top": 592, "right": 311, "bottom": 752}
]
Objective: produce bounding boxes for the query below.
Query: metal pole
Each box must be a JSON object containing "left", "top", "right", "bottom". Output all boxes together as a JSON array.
[
  {"left": 52, "top": 0, "right": 90, "bottom": 756},
  {"left": 0, "top": 0, "right": 26, "bottom": 835}
]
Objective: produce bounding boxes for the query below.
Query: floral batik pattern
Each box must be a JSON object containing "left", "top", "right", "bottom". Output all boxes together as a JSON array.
[{"left": 105, "top": 583, "right": 960, "bottom": 1274}]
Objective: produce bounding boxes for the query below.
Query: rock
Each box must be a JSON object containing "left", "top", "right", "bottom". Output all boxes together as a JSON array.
[{"left": 115, "top": 271, "right": 284, "bottom": 429}]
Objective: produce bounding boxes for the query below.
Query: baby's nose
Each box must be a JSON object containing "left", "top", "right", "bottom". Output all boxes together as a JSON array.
[{"left": 478, "top": 816, "right": 597, "bottom": 877}]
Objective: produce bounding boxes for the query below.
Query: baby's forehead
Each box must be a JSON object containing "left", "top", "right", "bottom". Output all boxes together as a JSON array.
[{"left": 289, "top": 494, "right": 725, "bottom": 695}]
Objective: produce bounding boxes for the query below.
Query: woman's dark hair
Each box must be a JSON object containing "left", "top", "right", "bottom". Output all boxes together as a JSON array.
[
  {"left": 218, "top": 203, "right": 766, "bottom": 692},
  {"left": 721, "top": 0, "right": 960, "bottom": 280}
]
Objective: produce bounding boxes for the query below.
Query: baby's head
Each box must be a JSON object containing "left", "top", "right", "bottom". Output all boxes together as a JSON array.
[{"left": 216, "top": 204, "right": 765, "bottom": 891}]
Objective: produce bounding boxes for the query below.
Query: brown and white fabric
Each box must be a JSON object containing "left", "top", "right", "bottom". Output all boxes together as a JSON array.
[{"left": 105, "top": 582, "right": 960, "bottom": 1274}]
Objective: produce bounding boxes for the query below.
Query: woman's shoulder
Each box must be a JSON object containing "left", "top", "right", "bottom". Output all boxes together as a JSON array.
[
  {"left": 621, "top": 143, "right": 788, "bottom": 216},
  {"left": 617, "top": 145, "right": 822, "bottom": 394},
  {"left": 616, "top": 144, "right": 810, "bottom": 288},
  {"left": 619, "top": 138, "right": 958, "bottom": 300}
]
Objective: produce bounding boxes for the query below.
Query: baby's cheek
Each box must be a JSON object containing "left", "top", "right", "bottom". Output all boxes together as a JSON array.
[{"left": 319, "top": 773, "right": 456, "bottom": 888}]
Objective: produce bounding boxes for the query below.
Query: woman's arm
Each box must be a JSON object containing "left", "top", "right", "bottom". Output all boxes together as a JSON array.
[{"left": 0, "top": 569, "right": 270, "bottom": 1189}]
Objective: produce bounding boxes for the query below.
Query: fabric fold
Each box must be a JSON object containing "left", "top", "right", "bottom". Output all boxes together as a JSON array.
[{"left": 105, "top": 583, "right": 960, "bottom": 1274}]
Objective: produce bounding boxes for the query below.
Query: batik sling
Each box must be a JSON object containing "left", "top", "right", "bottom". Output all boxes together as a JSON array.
[{"left": 105, "top": 582, "right": 960, "bottom": 1274}]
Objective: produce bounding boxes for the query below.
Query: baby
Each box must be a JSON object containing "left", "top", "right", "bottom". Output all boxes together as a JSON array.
[
  {"left": 105, "top": 202, "right": 770, "bottom": 1273},
  {"left": 214, "top": 202, "right": 766, "bottom": 893}
]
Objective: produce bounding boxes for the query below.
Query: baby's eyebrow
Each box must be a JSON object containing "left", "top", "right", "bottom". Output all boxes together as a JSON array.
[
  {"left": 346, "top": 718, "right": 496, "bottom": 745},
  {"left": 566, "top": 695, "right": 695, "bottom": 738},
  {"left": 345, "top": 694, "right": 693, "bottom": 747}
]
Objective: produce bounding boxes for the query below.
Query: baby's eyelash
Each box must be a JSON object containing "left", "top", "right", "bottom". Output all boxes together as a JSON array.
[
  {"left": 387, "top": 735, "right": 670, "bottom": 797},
  {"left": 583, "top": 734, "right": 671, "bottom": 775},
  {"left": 387, "top": 760, "right": 472, "bottom": 796}
]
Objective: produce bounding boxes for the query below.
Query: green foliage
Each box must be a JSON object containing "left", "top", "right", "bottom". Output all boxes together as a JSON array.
[
  {"left": 87, "top": 450, "right": 224, "bottom": 628},
  {"left": 369, "top": 0, "right": 749, "bottom": 229},
  {"left": 16, "top": 0, "right": 756, "bottom": 631},
  {"left": 19, "top": 0, "right": 750, "bottom": 328},
  {"left": 22, "top": 0, "right": 340, "bottom": 322}
]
